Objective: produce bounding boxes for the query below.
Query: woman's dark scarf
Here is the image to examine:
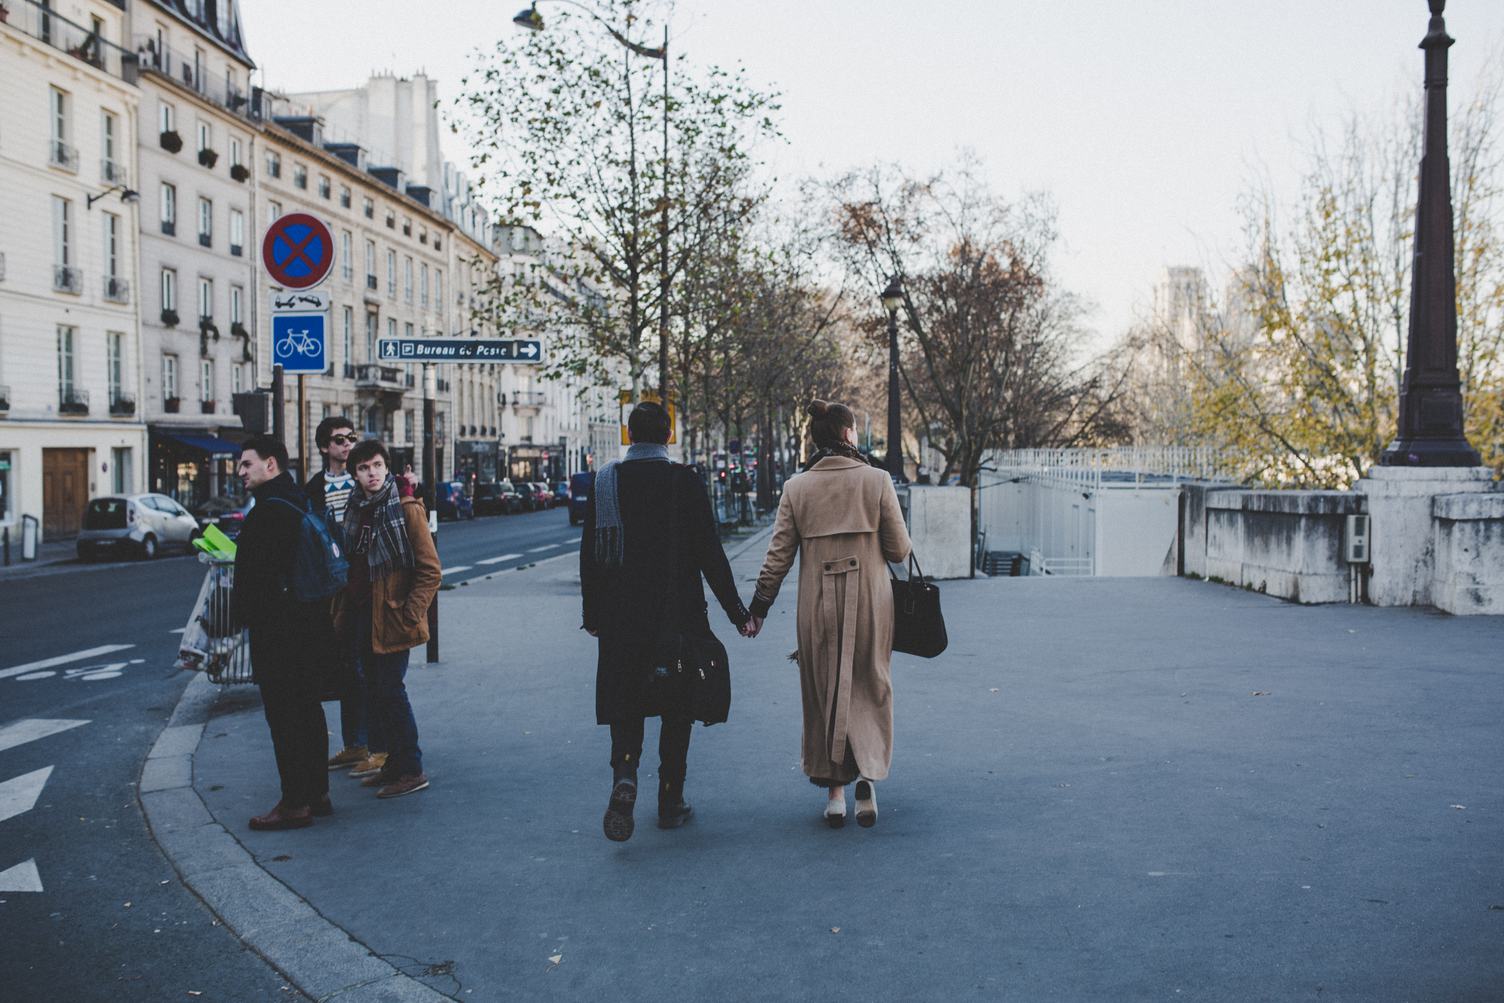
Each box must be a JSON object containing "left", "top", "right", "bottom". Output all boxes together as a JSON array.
[
  {"left": 343, "top": 474, "right": 414, "bottom": 579},
  {"left": 592, "top": 443, "right": 671, "bottom": 566},
  {"left": 803, "top": 440, "right": 877, "bottom": 470}
]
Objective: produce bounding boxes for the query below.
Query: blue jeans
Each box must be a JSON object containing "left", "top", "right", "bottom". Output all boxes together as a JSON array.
[
  {"left": 353, "top": 607, "right": 421, "bottom": 777},
  {"left": 339, "top": 654, "right": 370, "bottom": 750}
]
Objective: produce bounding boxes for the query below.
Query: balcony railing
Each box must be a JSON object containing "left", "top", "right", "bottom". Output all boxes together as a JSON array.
[
  {"left": 101, "top": 159, "right": 127, "bottom": 185},
  {"left": 54, "top": 266, "right": 82, "bottom": 294},
  {"left": 134, "top": 36, "right": 252, "bottom": 118},
  {"left": 354, "top": 364, "right": 407, "bottom": 391},
  {"left": 59, "top": 387, "right": 90, "bottom": 414},
  {"left": 49, "top": 140, "right": 79, "bottom": 172},
  {"left": 511, "top": 390, "right": 548, "bottom": 408},
  {"left": 0, "top": 385, "right": 10, "bottom": 413},
  {"left": 161, "top": 219, "right": 176, "bottom": 236},
  {"left": 198, "top": 231, "right": 212, "bottom": 248},
  {"left": 103, "top": 276, "right": 130, "bottom": 303},
  {"left": 366, "top": 275, "right": 378, "bottom": 291},
  {"left": 11, "top": 1, "right": 137, "bottom": 81},
  {"left": 108, "top": 392, "right": 135, "bottom": 416}
]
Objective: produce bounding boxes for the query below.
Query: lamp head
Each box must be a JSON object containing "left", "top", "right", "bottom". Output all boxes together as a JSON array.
[
  {"left": 880, "top": 274, "right": 903, "bottom": 312},
  {"left": 122, "top": 188, "right": 140, "bottom": 204},
  {"left": 513, "top": 5, "right": 543, "bottom": 30}
]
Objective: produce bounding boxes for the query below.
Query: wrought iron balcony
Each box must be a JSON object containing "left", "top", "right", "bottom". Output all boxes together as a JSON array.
[
  {"left": 101, "top": 159, "right": 128, "bottom": 185},
  {"left": 53, "top": 266, "right": 82, "bottom": 294},
  {"left": 108, "top": 392, "right": 135, "bottom": 416},
  {"left": 104, "top": 276, "right": 130, "bottom": 303},
  {"left": 12, "top": 1, "right": 137, "bottom": 81},
  {"left": 511, "top": 390, "right": 547, "bottom": 409},
  {"left": 59, "top": 387, "right": 90, "bottom": 414},
  {"left": 134, "top": 36, "right": 253, "bottom": 118},
  {"left": 366, "top": 275, "right": 378, "bottom": 291},
  {"left": 0, "top": 385, "right": 10, "bottom": 414},
  {"left": 49, "top": 140, "right": 79, "bottom": 173},
  {"left": 354, "top": 364, "right": 407, "bottom": 393}
]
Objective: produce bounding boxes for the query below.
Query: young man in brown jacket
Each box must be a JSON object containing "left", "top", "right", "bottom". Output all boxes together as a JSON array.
[{"left": 332, "top": 439, "right": 442, "bottom": 798}]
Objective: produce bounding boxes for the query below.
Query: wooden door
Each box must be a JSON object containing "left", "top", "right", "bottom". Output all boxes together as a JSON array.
[{"left": 43, "top": 448, "right": 90, "bottom": 537}]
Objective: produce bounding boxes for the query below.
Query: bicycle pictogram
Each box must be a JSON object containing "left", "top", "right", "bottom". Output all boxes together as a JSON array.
[{"left": 275, "top": 328, "right": 321, "bottom": 358}]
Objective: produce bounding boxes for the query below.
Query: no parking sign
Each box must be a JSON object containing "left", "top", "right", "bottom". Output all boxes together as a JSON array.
[{"left": 261, "top": 212, "right": 333, "bottom": 290}]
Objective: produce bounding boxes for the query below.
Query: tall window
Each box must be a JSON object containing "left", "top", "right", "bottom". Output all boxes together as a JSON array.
[
  {"left": 101, "top": 110, "right": 118, "bottom": 178},
  {"left": 230, "top": 136, "right": 242, "bottom": 167},
  {"left": 230, "top": 284, "right": 243, "bottom": 326},
  {"left": 386, "top": 249, "right": 396, "bottom": 296},
  {"left": 232, "top": 363, "right": 245, "bottom": 395},
  {"left": 387, "top": 317, "right": 397, "bottom": 341},
  {"left": 403, "top": 256, "right": 413, "bottom": 303},
  {"left": 103, "top": 212, "right": 120, "bottom": 279},
  {"left": 160, "top": 182, "right": 176, "bottom": 234},
  {"left": 293, "top": 163, "right": 307, "bottom": 189},
  {"left": 341, "top": 230, "right": 353, "bottom": 280},
  {"left": 266, "top": 199, "right": 281, "bottom": 228},
  {"left": 265, "top": 150, "right": 280, "bottom": 178},
  {"left": 435, "top": 269, "right": 443, "bottom": 310},
  {"left": 365, "top": 311, "right": 377, "bottom": 361},
  {"left": 318, "top": 175, "right": 331, "bottom": 199},
  {"left": 365, "top": 239, "right": 376, "bottom": 288},
  {"left": 198, "top": 277, "right": 213, "bottom": 320},
  {"left": 111, "top": 447, "right": 133, "bottom": 494},
  {"left": 362, "top": 197, "right": 374, "bottom": 219},
  {"left": 343, "top": 306, "right": 353, "bottom": 365},
  {"left": 161, "top": 267, "right": 177, "bottom": 312},
  {"left": 159, "top": 99, "right": 175, "bottom": 135},
  {"left": 52, "top": 196, "right": 71, "bottom": 266},
  {"left": 420, "top": 264, "right": 429, "bottom": 309},
  {"left": 107, "top": 332, "right": 124, "bottom": 402},
  {"left": 404, "top": 322, "right": 414, "bottom": 338},
  {"left": 197, "top": 120, "right": 211, "bottom": 153},
  {"left": 229, "top": 208, "right": 244, "bottom": 255},
  {"left": 57, "top": 326, "right": 76, "bottom": 393},
  {"left": 197, "top": 197, "right": 213, "bottom": 247},
  {"left": 163, "top": 354, "right": 178, "bottom": 399},
  {"left": 339, "top": 185, "right": 352, "bottom": 209},
  {"left": 200, "top": 359, "right": 214, "bottom": 402},
  {"left": 50, "top": 87, "right": 69, "bottom": 163}
]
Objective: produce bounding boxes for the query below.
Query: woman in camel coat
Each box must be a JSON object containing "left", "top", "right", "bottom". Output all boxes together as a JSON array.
[{"left": 748, "top": 400, "right": 912, "bottom": 828}]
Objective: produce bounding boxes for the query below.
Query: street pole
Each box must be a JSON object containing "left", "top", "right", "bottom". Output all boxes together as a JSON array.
[
  {"left": 658, "top": 24, "right": 671, "bottom": 401},
  {"left": 885, "top": 311, "right": 904, "bottom": 480},
  {"left": 423, "top": 363, "right": 439, "bottom": 664},
  {"left": 1380, "top": 0, "right": 1480, "bottom": 466},
  {"left": 296, "top": 374, "right": 307, "bottom": 481},
  {"left": 272, "top": 364, "right": 285, "bottom": 444}
]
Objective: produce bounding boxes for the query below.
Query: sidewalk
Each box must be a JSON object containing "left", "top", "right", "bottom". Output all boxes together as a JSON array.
[{"left": 174, "top": 532, "right": 1504, "bottom": 1000}]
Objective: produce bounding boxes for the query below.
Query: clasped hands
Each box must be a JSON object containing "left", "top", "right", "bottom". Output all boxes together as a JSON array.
[{"left": 739, "top": 615, "right": 764, "bottom": 639}]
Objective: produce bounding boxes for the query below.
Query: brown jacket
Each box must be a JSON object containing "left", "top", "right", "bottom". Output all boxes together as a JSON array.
[
  {"left": 753, "top": 456, "right": 912, "bottom": 785},
  {"left": 332, "top": 496, "right": 442, "bottom": 654}
]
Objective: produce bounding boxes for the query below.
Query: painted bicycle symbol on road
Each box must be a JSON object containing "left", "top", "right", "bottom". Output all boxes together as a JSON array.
[{"left": 274, "top": 328, "right": 321, "bottom": 358}]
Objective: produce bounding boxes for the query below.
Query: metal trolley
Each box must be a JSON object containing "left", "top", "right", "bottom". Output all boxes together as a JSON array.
[{"left": 175, "top": 554, "right": 253, "bottom": 684}]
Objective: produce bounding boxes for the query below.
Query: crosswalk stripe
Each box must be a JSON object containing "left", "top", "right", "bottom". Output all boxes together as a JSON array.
[
  {"left": 478, "top": 553, "right": 523, "bottom": 565},
  {"left": 0, "top": 859, "right": 42, "bottom": 893},
  {"left": 0, "top": 767, "right": 52, "bottom": 825},
  {"left": 0, "top": 645, "right": 135, "bottom": 681},
  {"left": 527, "top": 544, "right": 561, "bottom": 553},
  {"left": 0, "top": 719, "right": 89, "bottom": 756},
  {"left": 442, "top": 566, "right": 473, "bottom": 575}
]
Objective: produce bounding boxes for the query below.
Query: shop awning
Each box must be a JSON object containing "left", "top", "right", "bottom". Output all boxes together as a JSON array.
[{"left": 162, "top": 433, "right": 243, "bottom": 456}]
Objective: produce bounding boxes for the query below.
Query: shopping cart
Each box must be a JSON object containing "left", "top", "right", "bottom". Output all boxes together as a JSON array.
[{"left": 176, "top": 553, "right": 254, "bottom": 684}]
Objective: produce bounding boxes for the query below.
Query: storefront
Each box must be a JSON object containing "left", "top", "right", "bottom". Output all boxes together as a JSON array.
[
  {"left": 506, "top": 444, "right": 563, "bottom": 485},
  {"left": 150, "top": 431, "right": 245, "bottom": 509},
  {"left": 456, "top": 439, "right": 502, "bottom": 485}
]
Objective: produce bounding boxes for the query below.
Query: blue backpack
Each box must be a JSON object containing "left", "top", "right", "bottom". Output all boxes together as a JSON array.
[{"left": 267, "top": 496, "right": 349, "bottom": 602}]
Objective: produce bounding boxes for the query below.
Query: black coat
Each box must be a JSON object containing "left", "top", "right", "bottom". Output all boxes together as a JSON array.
[
  {"left": 233, "top": 471, "right": 326, "bottom": 682},
  {"left": 580, "top": 461, "right": 747, "bottom": 723}
]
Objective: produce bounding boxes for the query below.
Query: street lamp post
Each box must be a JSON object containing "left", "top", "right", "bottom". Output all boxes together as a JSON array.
[
  {"left": 881, "top": 275, "right": 905, "bottom": 480},
  {"left": 1380, "top": 0, "right": 1480, "bottom": 466},
  {"left": 513, "top": 1, "right": 672, "bottom": 401}
]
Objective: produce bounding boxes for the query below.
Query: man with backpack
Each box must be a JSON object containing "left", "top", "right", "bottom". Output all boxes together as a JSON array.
[
  {"left": 234, "top": 435, "right": 340, "bottom": 830},
  {"left": 332, "top": 439, "right": 440, "bottom": 799}
]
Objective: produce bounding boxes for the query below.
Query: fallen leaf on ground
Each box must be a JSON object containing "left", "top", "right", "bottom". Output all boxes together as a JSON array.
[{"left": 1251, "top": 691, "right": 1269, "bottom": 697}]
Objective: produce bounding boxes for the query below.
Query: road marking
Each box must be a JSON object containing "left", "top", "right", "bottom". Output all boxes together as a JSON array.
[
  {"left": 0, "top": 719, "right": 89, "bottom": 755},
  {"left": 442, "top": 566, "right": 473, "bottom": 575},
  {"left": 0, "top": 859, "right": 42, "bottom": 893},
  {"left": 0, "top": 766, "right": 52, "bottom": 824},
  {"left": 478, "top": 553, "right": 524, "bottom": 565},
  {"left": 168, "top": 628, "right": 186, "bottom": 635},
  {"left": 527, "top": 544, "right": 562, "bottom": 553},
  {"left": 0, "top": 645, "right": 134, "bottom": 681}
]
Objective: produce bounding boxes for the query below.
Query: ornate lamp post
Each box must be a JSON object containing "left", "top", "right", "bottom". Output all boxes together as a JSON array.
[
  {"left": 513, "top": 1, "right": 672, "bottom": 400},
  {"left": 880, "top": 275, "right": 905, "bottom": 479},
  {"left": 1380, "top": 0, "right": 1480, "bottom": 467}
]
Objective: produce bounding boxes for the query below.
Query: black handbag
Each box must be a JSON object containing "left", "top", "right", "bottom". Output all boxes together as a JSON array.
[
  {"left": 890, "top": 553, "right": 948, "bottom": 658},
  {"left": 649, "top": 468, "right": 733, "bottom": 725}
]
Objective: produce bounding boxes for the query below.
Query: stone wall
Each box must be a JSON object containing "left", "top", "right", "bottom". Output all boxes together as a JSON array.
[
  {"left": 1432, "top": 492, "right": 1504, "bottom": 615},
  {"left": 905, "top": 485, "right": 972, "bottom": 580},
  {"left": 1200, "top": 490, "right": 1363, "bottom": 604}
]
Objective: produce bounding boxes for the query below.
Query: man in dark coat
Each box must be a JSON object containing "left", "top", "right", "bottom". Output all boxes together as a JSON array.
[
  {"left": 580, "top": 402, "right": 750, "bottom": 842},
  {"left": 233, "top": 435, "right": 331, "bottom": 831}
]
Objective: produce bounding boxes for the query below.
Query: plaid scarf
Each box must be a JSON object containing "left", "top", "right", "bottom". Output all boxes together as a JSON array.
[{"left": 343, "top": 475, "right": 414, "bottom": 579}]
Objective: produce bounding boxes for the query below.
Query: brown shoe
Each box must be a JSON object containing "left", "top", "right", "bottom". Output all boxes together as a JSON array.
[
  {"left": 376, "top": 773, "right": 430, "bottom": 799},
  {"left": 360, "top": 772, "right": 389, "bottom": 788},
  {"left": 249, "top": 802, "right": 313, "bottom": 831},
  {"left": 348, "top": 752, "right": 388, "bottom": 778},
  {"left": 327, "top": 746, "right": 369, "bottom": 771}
]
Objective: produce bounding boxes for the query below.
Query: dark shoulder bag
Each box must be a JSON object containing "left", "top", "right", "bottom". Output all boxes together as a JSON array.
[
  {"left": 651, "top": 467, "right": 733, "bottom": 724},
  {"left": 890, "top": 553, "right": 948, "bottom": 658}
]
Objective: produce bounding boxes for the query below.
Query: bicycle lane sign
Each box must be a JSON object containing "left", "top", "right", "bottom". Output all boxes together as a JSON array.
[{"left": 271, "top": 311, "right": 328, "bottom": 374}]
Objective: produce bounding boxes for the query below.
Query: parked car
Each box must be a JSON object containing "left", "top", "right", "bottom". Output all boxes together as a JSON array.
[
  {"left": 497, "top": 479, "right": 525, "bottom": 513},
  {"left": 569, "top": 471, "right": 594, "bottom": 526},
  {"left": 473, "top": 481, "right": 521, "bottom": 516},
  {"left": 528, "top": 482, "right": 555, "bottom": 510},
  {"left": 435, "top": 480, "right": 474, "bottom": 521},
  {"left": 77, "top": 493, "right": 200, "bottom": 560},
  {"left": 552, "top": 481, "right": 571, "bottom": 506},
  {"left": 193, "top": 494, "right": 255, "bottom": 538}
]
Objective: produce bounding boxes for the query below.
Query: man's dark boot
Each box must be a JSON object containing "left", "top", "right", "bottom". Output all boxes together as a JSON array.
[
  {"left": 603, "top": 771, "right": 637, "bottom": 842},
  {"left": 658, "top": 775, "right": 693, "bottom": 830}
]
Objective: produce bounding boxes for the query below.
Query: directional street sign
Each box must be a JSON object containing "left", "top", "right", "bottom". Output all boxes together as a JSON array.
[
  {"left": 377, "top": 338, "right": 543, "bottom": 363},
  {"left": 261, "top": 212, "right": 333, "bottom": 290},
  {"left": 272, "top": 312, "right": 329, "bottom": 374},
  {"left": 271, "top": 290, "right": 330, "bottom": 313}
]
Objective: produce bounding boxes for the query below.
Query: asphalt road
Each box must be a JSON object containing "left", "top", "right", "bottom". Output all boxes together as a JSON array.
[{"left": 0, "top": 506, "right": 579, "bottom": 1000}]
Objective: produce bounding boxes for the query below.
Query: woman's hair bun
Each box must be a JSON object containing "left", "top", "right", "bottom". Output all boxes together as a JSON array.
[{"left": 807, "top": 399, "right": 830, "bottom": 418}]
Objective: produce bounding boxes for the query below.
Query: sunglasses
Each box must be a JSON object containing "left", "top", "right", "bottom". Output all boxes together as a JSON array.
[{"left": 329, "top": 434, "right": 359, "bottom": 445}]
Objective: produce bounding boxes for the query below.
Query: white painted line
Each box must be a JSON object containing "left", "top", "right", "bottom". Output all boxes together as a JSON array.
[
  {"left": 0, "top": 645, "right": 134, "bottom": 681},
  {"left": 0, "top": 719, "right": 89, "bottom": 756},
  {"left": 477, "top": 553, "right": 523, "bottom": 565},
  {"left": 0, "top": 859, "right": 42, "bottom": 893},
  {"left": 441, "top": 566, "right": 473, "bottom": 575},
  {"left": 168, "top": 628, "right": 186, "bottom": 635},
  {"left": 0, "top": 766, "right": 52, "bottom": 824},
  {"left": 527, "top": 543, "right": 562, "bottom": 553}
]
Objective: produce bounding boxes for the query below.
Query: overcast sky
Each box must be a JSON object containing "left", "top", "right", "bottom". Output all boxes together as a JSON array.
[{"left": 241, "top": 0, "right": 1504, "bottom": 351}]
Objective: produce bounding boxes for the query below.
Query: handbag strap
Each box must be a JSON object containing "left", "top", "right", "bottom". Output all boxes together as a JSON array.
[{"left": 889, "top": 551, "right": 926, "bottom": 583}]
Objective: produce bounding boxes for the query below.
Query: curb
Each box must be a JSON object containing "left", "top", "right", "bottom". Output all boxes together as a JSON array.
[{"left": 138, "top": 675, "right": 452, "bottom": 1002}]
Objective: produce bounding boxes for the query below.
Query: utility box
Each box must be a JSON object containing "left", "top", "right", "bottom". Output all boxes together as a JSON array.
[{"left": 1343, "top": 513, "right": 1371, "bottom": 564}]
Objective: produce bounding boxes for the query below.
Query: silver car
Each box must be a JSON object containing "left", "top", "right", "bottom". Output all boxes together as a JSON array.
[{"left": 77, "top": 493, "right": 200, "bottom": 560}]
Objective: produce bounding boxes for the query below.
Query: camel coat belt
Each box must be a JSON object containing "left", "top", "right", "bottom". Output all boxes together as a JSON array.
[{"left": 752, "top": 456, "right": 912, "bottom": 784}]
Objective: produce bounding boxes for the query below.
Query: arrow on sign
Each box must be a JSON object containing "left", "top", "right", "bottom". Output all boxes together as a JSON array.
[{"left": 519, "top": 341, "right": 539, "bottom": 358}]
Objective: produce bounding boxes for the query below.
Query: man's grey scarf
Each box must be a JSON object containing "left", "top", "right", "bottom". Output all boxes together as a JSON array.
[
  {"left": 343, "top": 475, "right": 414, "bottom": 579},
  {"left": 593, "top": 443, "right": 671, "bottom": 566}
]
